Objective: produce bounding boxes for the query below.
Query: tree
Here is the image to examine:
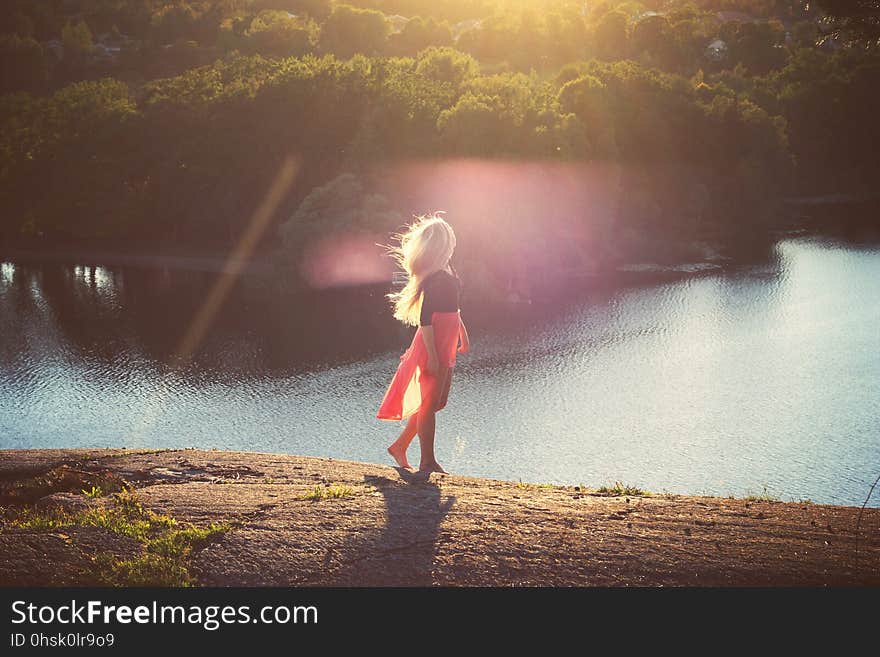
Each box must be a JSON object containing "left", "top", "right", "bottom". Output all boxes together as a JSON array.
[
  {"left": 414, "top": 46, "right": 478, "bottom": 86},
  {"left": 321, "top": 4, "right": 390, "bottom": 57},
  {"left": 544, "top": 9, "right": 588, "bottom": 65},
  {"left": 244, "top": 10, "right": 319, "bottom": 57},
  {"left": 721, "top": 20, "right": 787, "bottom": 73},
  {"left": 0, "top": 34, "right": 47, "bottom": 95},
  {"left": 62, "top": 19, "right": 94, "bottom": 58},
  {"left": 387, "top": 16, "right": 453, "bottom": 56},
  {"left": 557, "top": 74, "right": 617, "bottom": 156},
  {"left": 593, "top": 10, "right": 629, "bottom": 60},
  {"left": 631, "top": 15, "right": 675, "bottom": 67},
  {"left": 279, "top": 173, "right": 401, "bottom": 251},
  {"left": 437, "top": 93, "right": 500, "bottom": 153},
  {"left": 149, "top": 3, "right": 199, "bottom": 45}
]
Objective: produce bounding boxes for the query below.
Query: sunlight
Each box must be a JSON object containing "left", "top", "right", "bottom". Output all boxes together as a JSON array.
[
  {"left": 373, "top": 158, "right": 622, "bottom": 292},
  {"left": 92, "top": 265, "right": 113, "bottom": 290},
  {"left": 172, "top": 156, "right": 300, "bottom": 367},
  {"left": 126, "top": 156, "right": 300, "bottom": 445},
  {"left": 0, "top": 262, "right": 13, "bottom": 287},
  {"left": 296, "top": 159, "right": 621, "bottom": 291},
  {"left": 301, "top": 232, "right": 393, "bottom": 288}
]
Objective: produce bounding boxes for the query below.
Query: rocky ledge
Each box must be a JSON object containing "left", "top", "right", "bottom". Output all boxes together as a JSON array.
[{"left": 1, "top": 448, "right": 877, "bottom": 586}]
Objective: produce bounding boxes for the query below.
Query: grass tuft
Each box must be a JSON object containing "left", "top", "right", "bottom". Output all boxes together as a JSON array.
[
  {"left": 744, "top": 485, "right": 779, "bottom": 502},
  {"left": 299, "top": 484, "right": 354, "bottom": 501},
  {"left": 596, "top": 482, "right": 650, "bottom": 497},
  {"left": 7, "top": 489, "right": 230, "bottom": 586},
  {"left": 516, "top": 480, "right": 556, "bottom": 490}
]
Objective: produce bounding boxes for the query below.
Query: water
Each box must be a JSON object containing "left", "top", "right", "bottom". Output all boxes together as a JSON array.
[{"left": 1, "top": 235, "right": 878, "bottom": 506}]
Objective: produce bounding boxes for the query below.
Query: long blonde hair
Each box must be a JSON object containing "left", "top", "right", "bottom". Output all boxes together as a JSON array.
[{"left": 385, "top": 214, "right": 456, "bottom": 326}]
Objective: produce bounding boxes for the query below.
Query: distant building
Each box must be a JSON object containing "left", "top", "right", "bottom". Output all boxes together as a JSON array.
[
  {"left": 93, "top": 43, "right": 121, "bottom": 59},
  {"left": 452, "top": 19, "right": 482, "bottom": 39},
  {"left": 706, "top": 38, "right": 728, "bottom": 61},
  {"left": 43, "top": 39, "right": 64, "bottom": 60},
  {"left": 636, "top": 11, "right": 666, "bottom": 20},
  {"left": 387, "top": 14, "right": 410, "bottom": 34},
  {"left": 94, "top": 31, "right": 133, "bottom": 61}
]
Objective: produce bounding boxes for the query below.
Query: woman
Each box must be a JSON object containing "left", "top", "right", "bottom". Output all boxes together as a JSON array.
[{"left": 376, "top": 214, "right": 470, "bottom": 476}]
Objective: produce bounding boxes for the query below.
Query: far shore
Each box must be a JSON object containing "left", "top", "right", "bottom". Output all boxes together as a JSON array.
[
  {"left": 1, "top": 448, "right": 877, "bottom": 587},
  {"left": 0, "top": 246, "right": 277, "bottom": 275}
]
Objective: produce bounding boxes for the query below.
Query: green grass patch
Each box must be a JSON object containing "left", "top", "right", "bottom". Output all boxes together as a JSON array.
[
  {"left": 596, "top": 482, "right": 650, "bottom": 497},
  {"left": 744, "top": 485, "right": 779, "bottom": 502},
  {"left": 516, "top": 480, "right": 556, "bottom": 490},
  {"left": 97, "top": 522, "right": 230, "bottom": 586},
  {"left": 6, "top": 489, "right": 230, "bottom": 586},
  {"left": 93, "top": 552, "right": 192, "bottom": 587},
  {"left": 299, "top": 484, "right": 354, "bottom": 501}
]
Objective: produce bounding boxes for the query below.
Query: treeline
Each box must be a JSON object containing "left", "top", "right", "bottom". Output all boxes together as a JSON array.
[
  {"left": 0, "top": 0, "right": 852, "bottom": 95},
  {"left": 0, "top": 0, "right": 878, "bottom": 272}
]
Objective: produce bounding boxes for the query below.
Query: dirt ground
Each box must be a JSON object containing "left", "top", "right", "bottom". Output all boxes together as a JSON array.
[{"left": 1, "top": 448, "right": 877, "bottom": 586}]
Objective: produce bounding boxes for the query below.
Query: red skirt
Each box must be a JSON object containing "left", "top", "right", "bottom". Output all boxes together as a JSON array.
[{"left": 376, "top": 311, "right": 461, "bottom": 421}]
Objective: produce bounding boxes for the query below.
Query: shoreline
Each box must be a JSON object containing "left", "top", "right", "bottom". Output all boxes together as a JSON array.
[{"left": 1, "top": 448, "right": 878, "bottom": 587}]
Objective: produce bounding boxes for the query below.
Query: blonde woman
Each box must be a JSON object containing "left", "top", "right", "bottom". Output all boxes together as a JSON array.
[{"left": 377, "top": 214, "right": 470, "bottom": 476}]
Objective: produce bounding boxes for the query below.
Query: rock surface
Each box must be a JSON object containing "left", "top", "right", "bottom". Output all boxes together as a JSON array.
[{"left": 1, "top": 448, "right": 878, "bottom": 586}]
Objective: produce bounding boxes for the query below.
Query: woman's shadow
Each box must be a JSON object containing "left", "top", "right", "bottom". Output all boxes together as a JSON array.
[{"left": 333, "top": 470, "right": 455, "bottom": 586}]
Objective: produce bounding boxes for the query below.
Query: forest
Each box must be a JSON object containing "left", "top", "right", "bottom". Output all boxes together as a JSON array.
[{"left": 1, "top": 0, "right": 878, "bottom": 285}]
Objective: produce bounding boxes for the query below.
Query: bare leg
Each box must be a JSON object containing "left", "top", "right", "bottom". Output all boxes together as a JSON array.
[
  {"left": 417, "top": 366, "right": 449, "bottom": 475},
  {"left": 387, "top": 413, "right": 418, "bottom": 470}
]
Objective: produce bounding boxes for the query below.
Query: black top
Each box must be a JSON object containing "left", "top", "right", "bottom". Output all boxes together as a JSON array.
[{"left": 419, "top": 267, "right": 462, "bottom": 326}]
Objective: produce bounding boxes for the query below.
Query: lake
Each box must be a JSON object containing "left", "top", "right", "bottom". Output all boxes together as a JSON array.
[{"left": 1, "top": 233, "right": 878, "bottom": 507}]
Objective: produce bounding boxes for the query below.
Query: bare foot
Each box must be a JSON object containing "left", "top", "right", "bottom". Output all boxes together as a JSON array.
[
  {"left": 387, "top": 445, "right": 413, "bottom": 471},
  {"left": 417, "top": 461, "right": 448, "bottom": 475}
]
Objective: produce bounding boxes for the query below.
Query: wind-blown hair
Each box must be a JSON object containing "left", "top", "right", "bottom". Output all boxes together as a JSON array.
[{"left": 385, "top": 214, "right": 456, "bottom": 327}]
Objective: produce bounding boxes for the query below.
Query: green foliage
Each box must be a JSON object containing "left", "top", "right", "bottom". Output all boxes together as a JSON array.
[
  {"left": 631, "top": 15, "right": 677, "bottom": 69},
  {"left": 0, "top": 77, "right": 138, "bottom": 240},
  {"left": 438, "top": 71, "right": 559, "bottom": 156},
  {"left": 388, "top": 16, "right": 453, "bottom": 56},
  {"left": 720, "top": 19, "right": 787, "bottom": 74},
  {"left": 298, "top": 484, "right": 355, "bottom": 500},
  {"left": 0, "top": 0, "right": 876, "bottom": 257},
  {"left": 415, "top": 46, "right": 478, "bottom": 85},
  {"left": 242, "top": 10, "right": 319, "bottom": 57},
  {"left": 321, "top": 4, "right": 390, "bottom": 57},
  {"left": 280, "top": 173, "right": 401, "bottom": 250},
  {"left": 82, "top": 486, "right": 103, "bottom": 498},
  {"left": 765, "top": 47, "right": 880, "bottom": 190},
  {"left": 7, "top": 489, "right": 230, "bottom": 586},
  {"left": 597, "top": 482, "right": 649, "bottom": 496},
  {"left": 744, "top": 485, "right": 779, "bottom": 501},
  {"left": 515, "top": 480, "right": 556, "bottom": 490},
  {"left": 97, "top": 519, "right": 230, "bottom": 586},
  {"left": 61, "top": 19, "right": 94, "bottom": 57},
  {"left": 594, "top": 10, "right": 630, "bottom": 60},
  {"left": 0, "top": 34, "right": 48, "bottom": 95},
  {"left": 216, "top": 8, "right": 320, "bottom": 58}
]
